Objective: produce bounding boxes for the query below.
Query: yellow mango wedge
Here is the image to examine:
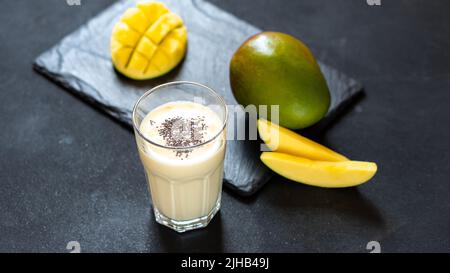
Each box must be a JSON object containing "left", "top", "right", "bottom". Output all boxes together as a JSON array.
[
  {"left": 261, "top": 152, "right": 377, "bottom": 188},
  {"left": 258, "top": 119, "right": 348, "bottom": 161}
]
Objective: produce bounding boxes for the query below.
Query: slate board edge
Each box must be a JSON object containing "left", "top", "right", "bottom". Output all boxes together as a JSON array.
[{"left": 33, "top": 60, "right": 132, "bottom": 127}]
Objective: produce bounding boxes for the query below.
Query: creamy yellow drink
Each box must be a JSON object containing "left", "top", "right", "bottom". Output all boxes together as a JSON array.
[{"left": 137, "top": 101, "right": 226, "bottom": 224}]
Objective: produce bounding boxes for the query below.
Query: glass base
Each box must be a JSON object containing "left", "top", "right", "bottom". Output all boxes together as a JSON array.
[{"left": 153, "top": 199, "right": 221, "bottom": 233}]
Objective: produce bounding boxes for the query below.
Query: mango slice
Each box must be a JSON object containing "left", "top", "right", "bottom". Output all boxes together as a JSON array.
[
  {"left": 261, "top": 152, "right": 377, "bottom": 188},
  {"left": 110, "top": 1, "right": 187, "bottom": 80},
  {"left": 258, "top": 119, "right": 348, "bottom": 161}
]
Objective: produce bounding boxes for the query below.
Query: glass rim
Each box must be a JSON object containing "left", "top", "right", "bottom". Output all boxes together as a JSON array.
[{"left": 132, "top": 81, "right": 228, "bottom": 150}]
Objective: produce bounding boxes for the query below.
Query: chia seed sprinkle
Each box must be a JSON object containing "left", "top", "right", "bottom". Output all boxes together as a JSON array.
[{"left": 157, "top": 115, "right": 208, "bottom": 158}]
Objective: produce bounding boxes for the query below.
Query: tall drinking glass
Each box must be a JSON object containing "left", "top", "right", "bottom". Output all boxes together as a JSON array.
[{"left": 132, "top": 81, "right": 227, "bottom": 232}]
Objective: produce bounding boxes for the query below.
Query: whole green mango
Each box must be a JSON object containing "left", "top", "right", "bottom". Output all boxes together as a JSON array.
[{"left": 230, "top": 32, "right": 330, "bottom": 129}]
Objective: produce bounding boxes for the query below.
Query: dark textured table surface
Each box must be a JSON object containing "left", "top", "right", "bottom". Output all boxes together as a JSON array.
[{"left": 1, "top": 0, "right": 449, "bottom": 253}]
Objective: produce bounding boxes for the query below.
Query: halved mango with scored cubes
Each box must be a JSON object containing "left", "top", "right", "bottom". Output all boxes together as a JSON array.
[
  {"left": 258, "top": 119, "right": 378, "bottom": 187},
  {"left": 110, "top": 1, "right": 187, "bottom": 80}
]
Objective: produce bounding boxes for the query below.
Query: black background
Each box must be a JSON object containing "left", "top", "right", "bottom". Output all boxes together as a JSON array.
[{"left": 1, "top": 0, "right": 449, "bottom": 252}]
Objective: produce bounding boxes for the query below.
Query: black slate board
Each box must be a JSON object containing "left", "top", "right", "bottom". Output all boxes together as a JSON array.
[{"left": 33, "top": 0, "right": 363, "bottom": 196}]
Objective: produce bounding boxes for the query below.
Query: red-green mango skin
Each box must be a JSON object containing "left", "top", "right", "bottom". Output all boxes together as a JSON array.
[{"left": 230, "top": 32, "right": 330, "bottom": 130}]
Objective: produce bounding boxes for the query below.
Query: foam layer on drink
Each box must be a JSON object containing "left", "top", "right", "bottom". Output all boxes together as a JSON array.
[{"left": 139, "top": 101, "right": 223, "bottom": 164}]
